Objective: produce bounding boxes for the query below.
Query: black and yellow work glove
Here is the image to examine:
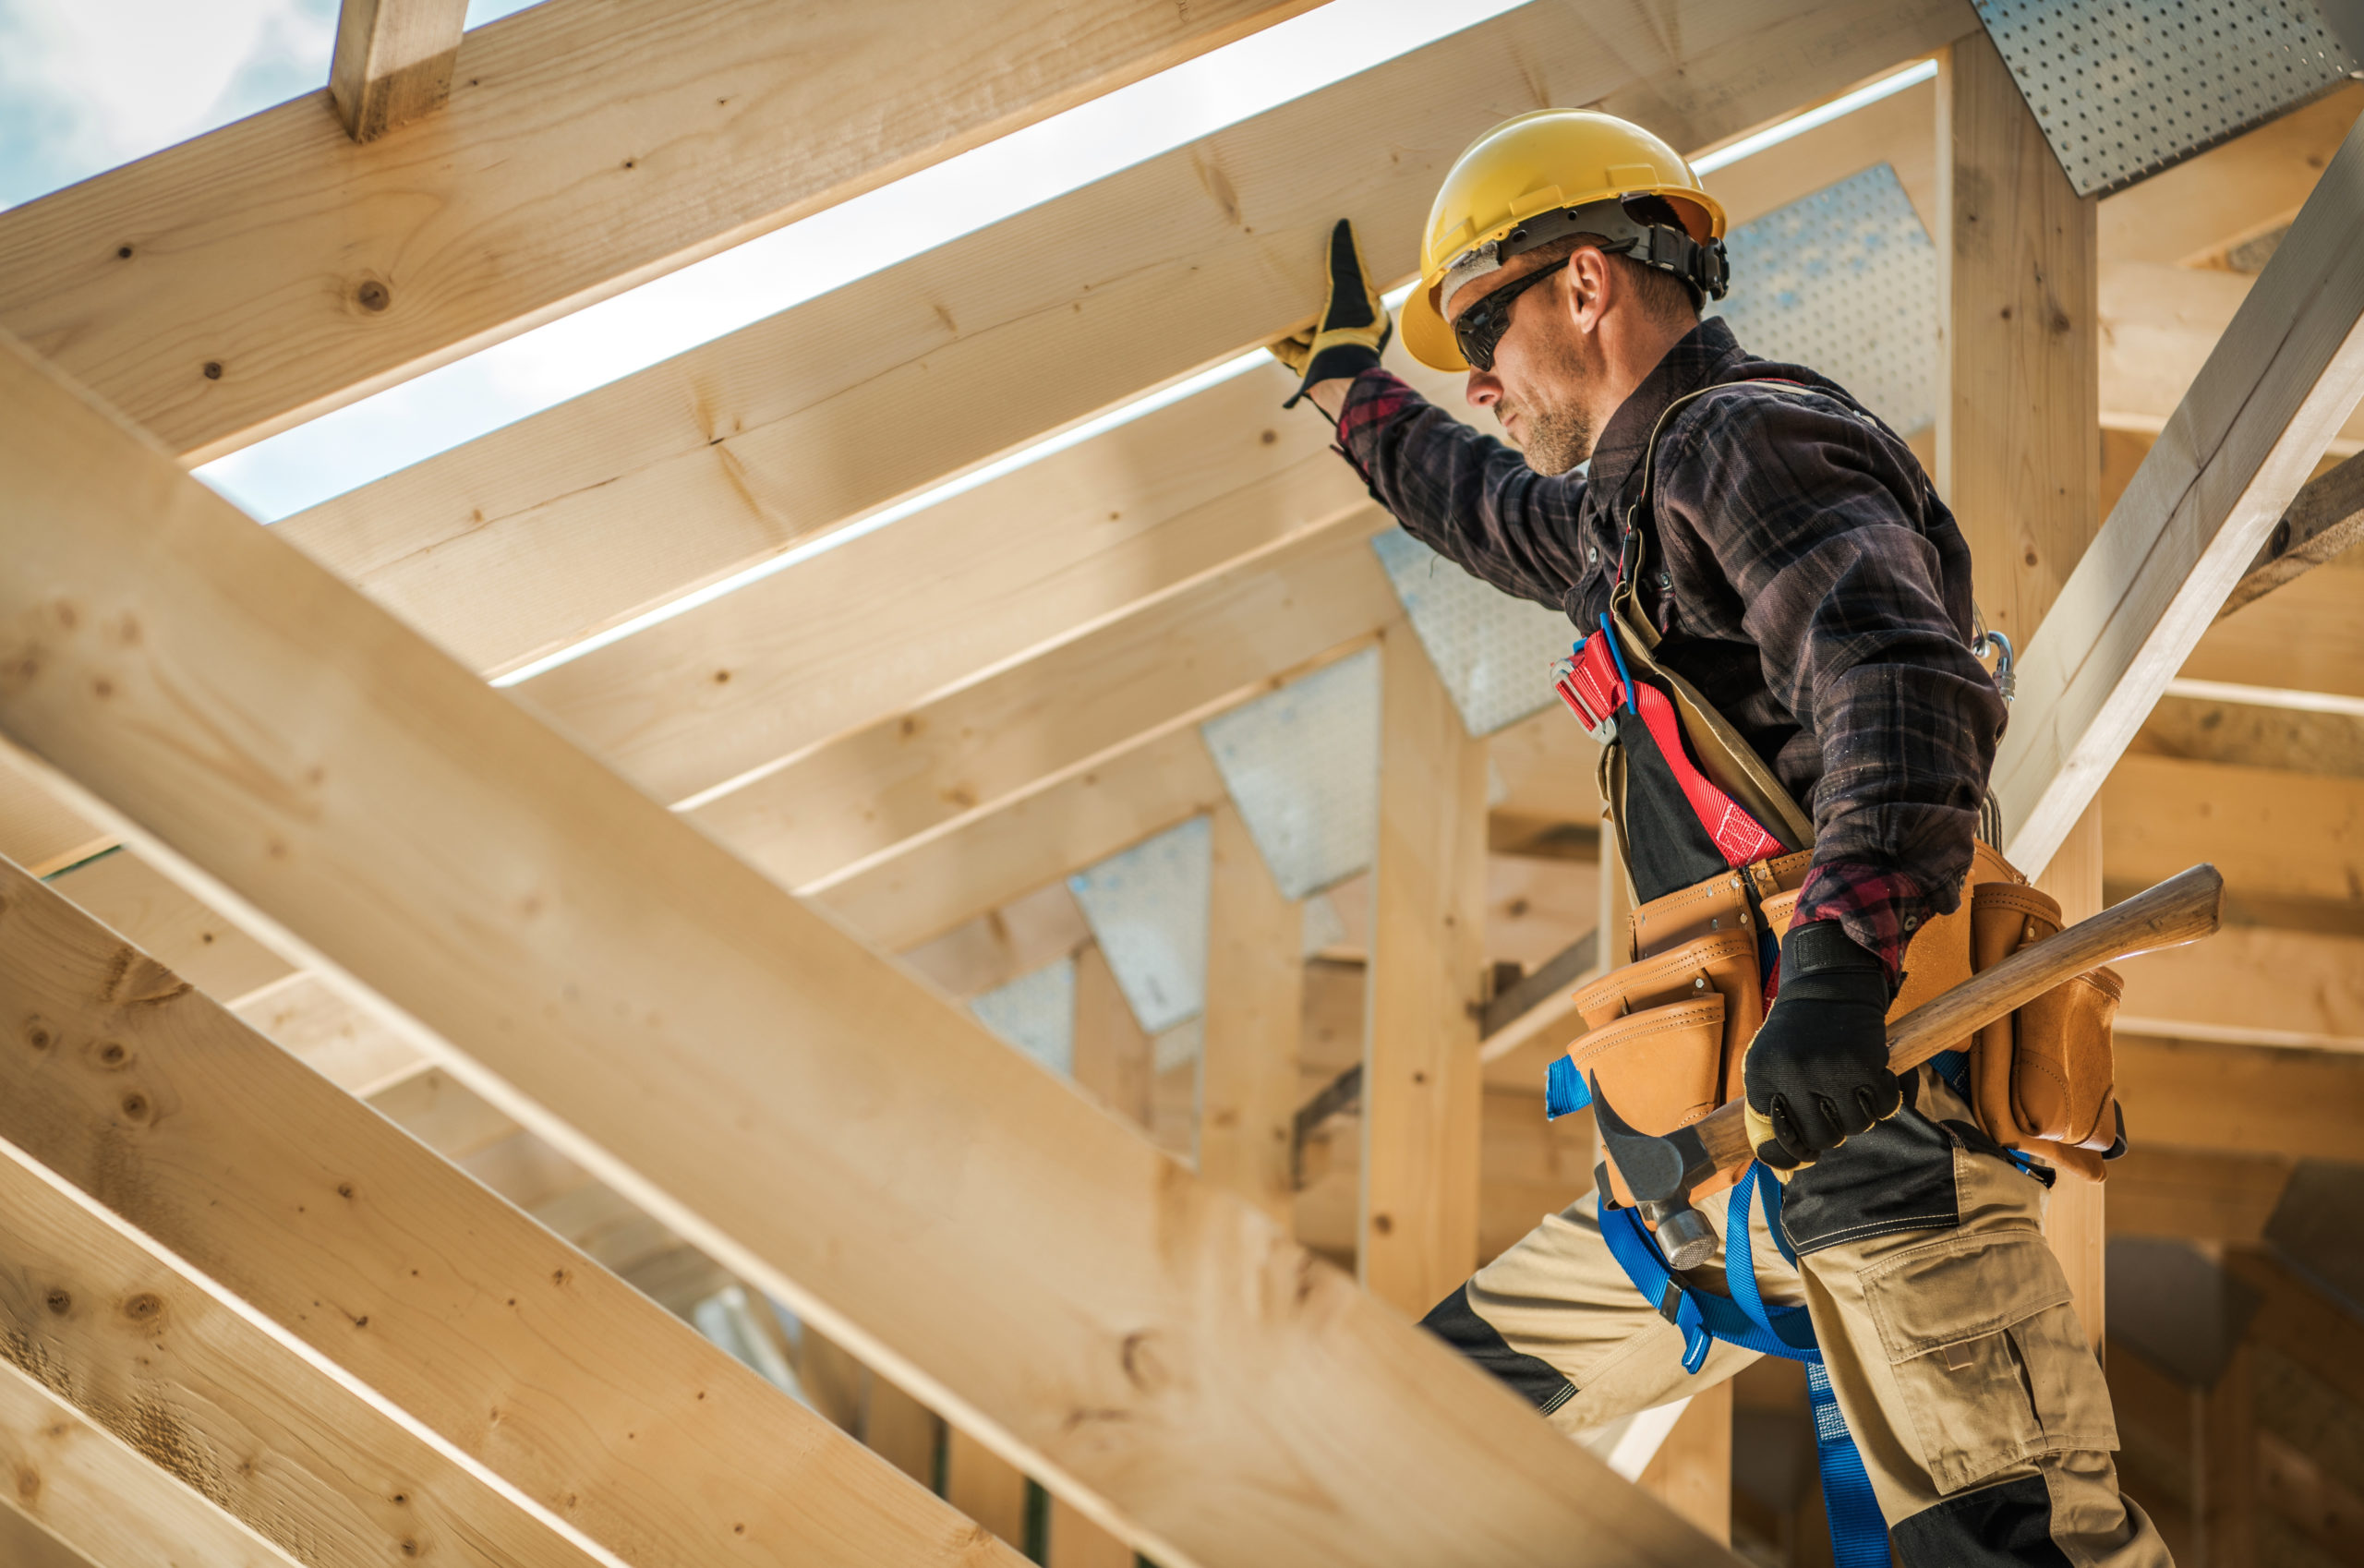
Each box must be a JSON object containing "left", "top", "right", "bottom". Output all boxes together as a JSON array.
[
  {"left": 1743, "top": 922, "right": 1903, "bottom": 1174},
  {"left": 1272, "top": 218, "right": 1392, "bottom": 409}
]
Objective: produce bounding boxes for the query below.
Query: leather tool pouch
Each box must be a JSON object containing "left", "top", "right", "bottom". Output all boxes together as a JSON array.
[
  {"left": 1968, "top": 883, "right": 2124, "bottom": 1183},
  {"left": 1573, "top": 928, "right": 1765, "bottom": 1207}
]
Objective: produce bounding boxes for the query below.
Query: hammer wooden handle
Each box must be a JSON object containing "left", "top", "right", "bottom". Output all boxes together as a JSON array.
[{"left": 1685, "top": 862, "right": 2226, "bottom": 1177}]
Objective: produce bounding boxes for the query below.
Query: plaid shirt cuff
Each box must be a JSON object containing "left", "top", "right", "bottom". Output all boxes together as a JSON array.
[
  {"left": 1332, "top": 368, "right": 1421, "bottom": 481},
  {"left": 1791, "top": 861, "right": 1936, "bottom": 990}
]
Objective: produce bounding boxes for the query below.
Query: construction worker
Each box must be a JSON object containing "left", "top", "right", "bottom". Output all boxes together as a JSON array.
[{"left": 1273, "top": 110, "right": 2166, "bottom": 1568}]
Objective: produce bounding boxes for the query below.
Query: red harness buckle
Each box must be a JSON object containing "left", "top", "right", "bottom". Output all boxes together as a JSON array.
[{"left": 1553, "top": 630, "right": 1626, "bottom": 742}]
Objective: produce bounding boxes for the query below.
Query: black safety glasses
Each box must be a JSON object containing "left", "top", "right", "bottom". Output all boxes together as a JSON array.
[{"left": 1452, "top": 256, "right": 1572, "bottom": 372}]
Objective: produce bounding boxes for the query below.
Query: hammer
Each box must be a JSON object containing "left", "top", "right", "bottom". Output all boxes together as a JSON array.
[{"left": 1590, "top": 862, "right": 2226, "bottom": 1270}]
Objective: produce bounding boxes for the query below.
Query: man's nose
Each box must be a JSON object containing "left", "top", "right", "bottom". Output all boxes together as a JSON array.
[{"left": 1464, "top": 369, "right": 1501, "bottom": 410}]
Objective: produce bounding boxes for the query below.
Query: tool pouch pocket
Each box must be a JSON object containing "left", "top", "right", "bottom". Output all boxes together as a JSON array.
[
  {"left": 1564, "top": 995, "right": 1726, "bottom": 1208},
  {"left": 1862, "top": 1229, "right": 2117, "bottom": 1493},
  {"left": 1571, "top": 928, "right": 1765, "bottom": 1207},
  {"left": 1969, "top": 883, "right": 2123, "bottom": 1183}
]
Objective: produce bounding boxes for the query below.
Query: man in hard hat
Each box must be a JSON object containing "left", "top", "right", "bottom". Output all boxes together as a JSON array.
[{"left": 1273, "top": 110, "right": 2165, "bottom": 1568}]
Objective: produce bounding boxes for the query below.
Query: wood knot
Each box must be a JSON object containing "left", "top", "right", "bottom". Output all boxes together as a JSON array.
[
  {"left": 118, "top": 1092, "right": 149, "bottom": 1122},
  {"left": 43, "top": 1289, "right": 68, "bottom": 1315},
  {"left": 356, "top": 280, "right": 392, "bottom": 312},
  {"left": 202, "top": 360, "right": 223, "bottom": 380},
  {"left": 121, "top": 1293, "right": 163, "bottom": 1324}
]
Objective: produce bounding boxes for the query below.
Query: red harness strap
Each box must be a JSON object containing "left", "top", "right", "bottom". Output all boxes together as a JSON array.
[{"left": 1553, "top": 627, "right": 1784, "bottom": 870}]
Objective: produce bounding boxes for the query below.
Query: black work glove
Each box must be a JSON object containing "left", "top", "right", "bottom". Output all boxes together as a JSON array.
[
  {"left": 1743, "top": 922, "right": 1903, "bottom": 1172},
  {"left": 1271, "top": 219, "right": 1392, "bottom": 409}
]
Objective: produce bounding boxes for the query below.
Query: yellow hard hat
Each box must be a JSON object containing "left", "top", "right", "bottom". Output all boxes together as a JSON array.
[{"left": 1400, "top": 108, "right": 1729, "bottom": 372}]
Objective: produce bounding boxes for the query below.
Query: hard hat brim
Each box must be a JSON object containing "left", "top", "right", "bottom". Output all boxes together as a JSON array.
[{"left": 1400, "top": 286, "right": 1467, "bottom": 373}]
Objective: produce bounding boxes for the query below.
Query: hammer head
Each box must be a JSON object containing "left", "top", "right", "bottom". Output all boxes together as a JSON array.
[{"left": 1590, "top": 1075, "right": 1722, "bottom": 1271}]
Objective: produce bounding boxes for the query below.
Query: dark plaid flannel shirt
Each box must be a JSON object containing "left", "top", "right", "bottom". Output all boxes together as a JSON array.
[{"left": 1333, "top": 319, "right": 2006, "bottom": 984}]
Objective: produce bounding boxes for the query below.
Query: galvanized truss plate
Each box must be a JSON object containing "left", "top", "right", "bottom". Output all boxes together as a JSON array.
[
  {"left": 969, "top": 954, "right": 1077, "bottom": 1077},
  {"left": 1200, "top": 648, "right": 1381, "bottom": 901},
  {"left": 1370, "top": 528, "right": 1574, "bottom": 737},
  {"left": 1067, "top": 816, "right": 1210, "bottom": 1035},
  {"left": 1712, "top": 163, "right": 1938, "bottom": 435},
  {"left": 1976, "top": 0, "right": 2358, "bottom": 199}
]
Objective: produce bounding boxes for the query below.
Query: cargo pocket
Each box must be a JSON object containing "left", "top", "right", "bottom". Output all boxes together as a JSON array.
[{"left": 1860, "top": 1230, "right": 2117, "bottom": 1494}]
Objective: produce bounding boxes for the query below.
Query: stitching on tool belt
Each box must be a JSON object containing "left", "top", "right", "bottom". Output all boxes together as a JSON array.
[
  {"left": 1574, "top": 928, "right": 1756, "bottom": 1019},
  {"left": 1567, "top": 998, "right": 1725, "bottom": 1067}
]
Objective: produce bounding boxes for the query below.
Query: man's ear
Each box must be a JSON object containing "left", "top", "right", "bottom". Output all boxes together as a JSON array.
[{"left": 1563, "top": 246, "right": 1610, "bottom": 332}]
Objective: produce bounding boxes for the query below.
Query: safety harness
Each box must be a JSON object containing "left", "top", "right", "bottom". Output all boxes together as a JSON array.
[{"left": 1551, "top": 380, "right": 1896, "bottom": 1567}]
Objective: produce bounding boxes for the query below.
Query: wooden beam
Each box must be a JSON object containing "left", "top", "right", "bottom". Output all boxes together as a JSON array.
[
  {"left": 0, "top": 857, "right": 1029, "bottom": 1568},
  {"left": 42, "top": 849, "right": 291, "bottom": 1002},
  {"left": 230, "top": 970, "right": 430, "bottom": 1094},
  {"left": 0, "top": 1504, "right": 94, "bottom": 1568},
  {"left": 0, "top": 1136, "right": 607, "bottom": 1568},
  {"left": 2219, "top": 449, "right": 2364, "bottom": 616},
  {"left": 520, "top": 361, "right": 1356, "bottom": 802},
  {"left": 329, "top": 0, "right": 471, "bottom": 141},
  {"left": 272, "top": 0, "right": 1979, "bottom": 678},
  {"left": 0, "top": 1357, "right": 298, "bottom": 1568},
  {"left": 0, "top": 0, "right": 1322, "bottom": 462},
  {"left": 1360, "top": 629, "right": 1489, "bottom": 1316},
  {"left": 1991, "top": 110, "right": 2364, "bottom": 872},
  {"left": 2259, "top": 1429, "right": 2364, "bottom": 1568},
  {"left": 2219, "top": 1248, "right": 2364, "bottom": 1413},
  {"left": 2115, "top": 1037, "right": 2364, "bottom": 1162},
  {"left": 2101, "top": 754, "right": 2364, "bottom": 912},
  {"left": 0, "top": 754, "right": 106, "bottom": 878},
  {"left": 2179, "top": 569, "right": 2364, "bottom": 707},
  {"left": 2104, "top": 1147, "right": 2294, "bottom": 1245},
  {"left": 688, "top": 509, "right": 1396, "bottom": 888},
  {"left": 811, "top": 722, "right": 1227, "bottom": 954},
  {"left": 2114, "top": 926, "right": 2364, "bottom": 1051},
  {"left": 2099, "top": 261, "right": 2364, "bottom": 456},
  {"left": 2098, "top": 86, "right": 2364, "bottom": 267},
  {"left": 1200, "top": 802, "right": 1302, "bottom": 1226},
  {"left": 0, "top": 331, "right": 1729, "bottom": 1568},
  {"left": 1636, "top": 1384, "right": 1732, "bottom": 1546}
]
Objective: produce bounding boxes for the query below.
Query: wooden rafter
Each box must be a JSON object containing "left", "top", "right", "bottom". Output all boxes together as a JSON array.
[
  {"left": 687, "top": 509, "right": 1398, "bottom": 887},
  {"left": 0, "top": 1356, "right": 298, "bottom": 1568},
  {"left": 0, "top": 0, "right": 1324, "bottom": 461},
  {"left": 1992, "top": 110, "right": 2364, "bottom": 872},
  {"left": 0, "top": 1130, "right": 607, "bottom": 1568},
  {"left": 0, "top": 333, "right": 1730, "bottom": 1568},
  {"left": 329, "top": 0, "right": 471, "bottom": 141},
  {"left": 272, "top": 0, "right": 1977, "bottom": 680},
  {"left": 0, "top": 856, "right": 1030, "bottom": 1568}
]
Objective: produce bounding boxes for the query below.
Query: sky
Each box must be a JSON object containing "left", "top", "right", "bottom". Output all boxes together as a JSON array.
[{"left": 0, "top": 0, "right": 1535, "bottom": 522}]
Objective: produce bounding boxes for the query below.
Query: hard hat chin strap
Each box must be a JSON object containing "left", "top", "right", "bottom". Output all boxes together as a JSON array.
[{"left": 1441, "top": 197, "right": 1730, "bottom": 311}]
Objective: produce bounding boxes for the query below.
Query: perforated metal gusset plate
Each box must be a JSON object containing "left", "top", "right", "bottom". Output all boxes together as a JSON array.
[
  {"left": 1370, "top": 528, "right": 1575, "bottom": 738},
  {"left": 969, "top": 955, "right": 1076, "bottom": 1076},
  {"left": 1200, "top": 648, "right": 1380, "bottom": 901},
  {"left": 1976, "top": 0, "right": 2357, "bottom": 199},
  {"left": 1067, "top": 816, "right": 1210, "bottom": 1035},
  {"left": 1710, "top": 163, "right": 1937, "bottom": 435}
]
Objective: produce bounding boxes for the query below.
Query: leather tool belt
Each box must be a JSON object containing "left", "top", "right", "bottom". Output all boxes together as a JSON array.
[{"left": 1549, "top": 391, "right": 2123, "bottom": 1203}]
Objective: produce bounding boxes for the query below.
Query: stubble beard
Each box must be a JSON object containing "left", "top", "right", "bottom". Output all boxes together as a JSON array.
[{"left": 1514, "top": 398, "right": 1596, "bottom": 476}]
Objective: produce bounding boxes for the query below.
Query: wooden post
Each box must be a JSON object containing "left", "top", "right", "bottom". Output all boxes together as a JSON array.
[
  {"left": 1072, "top": 941, "right": 1154, "bottom": 1129},
  {"left": 1200, "top": 802, "right": 1302, "bottom": 1225},
  {"left": 1360, "top": 627, "right": 1490, "bottom": 1315},
  {"left": 945, "top": 1429, "right": 1031, "bottom": 1550},
  {"left": 1936, "top": 27, "right": 2102, "bottom": 653},
  {"left": 1636, "top": 1382, "right": 1732, "bottom": 1545},
  {"left": 1938, "top": 26, "right": 2105, "bottom": 1337},
  {"left": 2197, "top": 1347, "right": 2257, "bottom": 1568},
  {"left": 2034, "top": 802, "right": 2106, "bottom": 1344},
  {"left": 1048, "top": 1494, "right": 1138, "bottom": 1568},
  {"left": 865, "top": 1377, "right": 943, "bottom": 1490}
]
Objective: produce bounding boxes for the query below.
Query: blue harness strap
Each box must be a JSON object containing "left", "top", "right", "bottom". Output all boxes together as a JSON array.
[{"left": 1598, "top": 1165, "right": 1890, "bottom": 1567}]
